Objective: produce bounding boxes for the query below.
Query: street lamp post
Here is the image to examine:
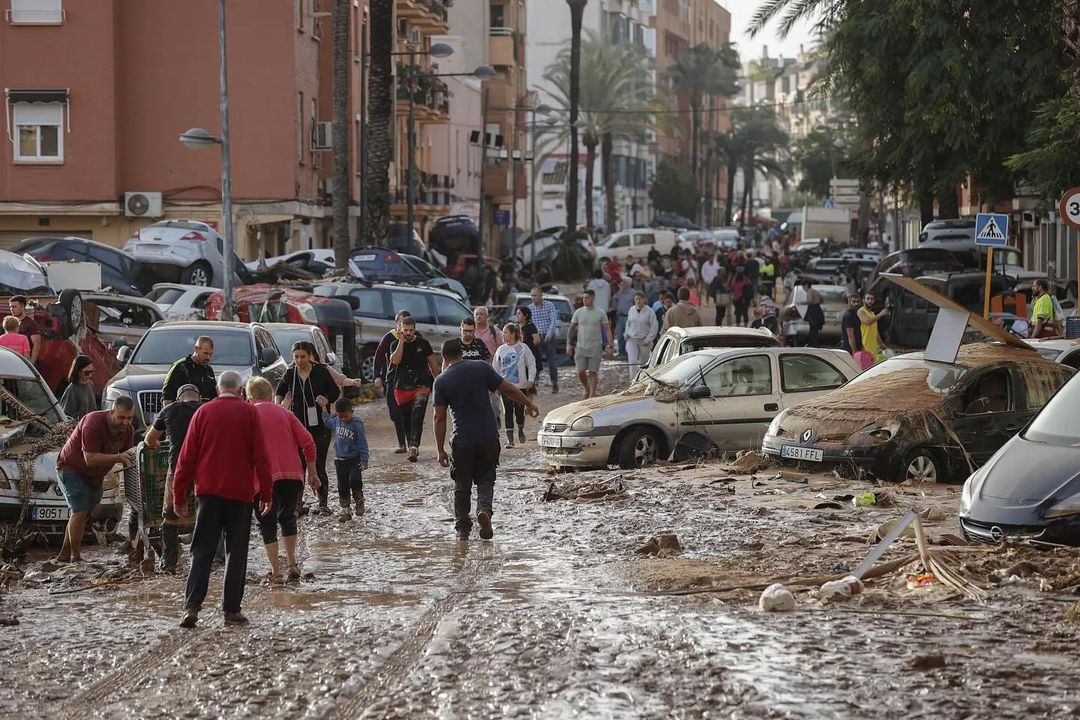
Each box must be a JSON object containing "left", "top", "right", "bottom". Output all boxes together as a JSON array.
[{"left": 179, "top": 0, "right": 234, "bottom": 321}]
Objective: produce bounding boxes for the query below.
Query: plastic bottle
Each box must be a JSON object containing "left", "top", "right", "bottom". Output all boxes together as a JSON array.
[{"left": 819, "top": 575, "right": 864, "bottom": 598}]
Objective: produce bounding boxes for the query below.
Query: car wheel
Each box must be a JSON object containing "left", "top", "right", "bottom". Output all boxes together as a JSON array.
[
  {"left": 58, "top": 288, "right": 84, "bottom": 335},
  {"left": 183, "top": 262, "right": 213, "bottom": 287},
  {"left": 360, "top": 348, "right": 377, "bottom": 384},
  {"left": 900, "top": 448, "right": 941, "bottom": 483},
  {"left": 617, "top": 427, "right": 660, "bottom": 470}
]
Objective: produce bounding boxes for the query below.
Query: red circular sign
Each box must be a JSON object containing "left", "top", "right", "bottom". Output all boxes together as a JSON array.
[{"left": 1058, "top": 187, "right": 1080, "bottom": 230}]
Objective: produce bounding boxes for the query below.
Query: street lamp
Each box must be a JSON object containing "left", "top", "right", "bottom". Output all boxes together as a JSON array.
[{"left": 178, "top": 0, "right": 235, "bottom": 321}]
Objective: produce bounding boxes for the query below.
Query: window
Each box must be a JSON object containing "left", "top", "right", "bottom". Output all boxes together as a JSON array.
[
  {"left": 390, "top": 291, "right": 434, "bottom": 323},
  {"left": 296, "top": 92, "right": 305, "bottom": 163},
  {"left": 704, "top": 355, "right": 773, "bottom": 397},
  {"left": 780, "top": 354, "right": 847, "bottom": 393},
  {"left": 9, "top": 0, "right": 62, "bottom": 23},
  {"left": 635, "top": 233, "right": 656, "bottom": 247},
  {"left": 962, "top": 369, "right": 1012, "bottom": 415},
  {"left": 609, "top": 235, "right": 630, "bottom": 249},
  {"left": 13, "top": 103, "right": 63, "bottom": 162},
  {"left": 490, "top": 2, "right": 505, "bottom": 27},
  {"left": 433, "top": 295, "right": 470, "bottom": 326},
  {"left": 296, "top": 0, "right": 304, "bottom": 30},
  {"left": 255, "top": 328, "right": 281, "bottom": 362},
  {"left": 348, "top": 288, "right": 385, "bottom": 317}
]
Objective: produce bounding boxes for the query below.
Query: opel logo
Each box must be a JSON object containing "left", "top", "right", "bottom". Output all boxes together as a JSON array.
[
  {"left": 990, "top": 526, "right": 1005, "bottom": 543},
  {"left": 801, "top": 428, "right": 814, "bottom": 443}
]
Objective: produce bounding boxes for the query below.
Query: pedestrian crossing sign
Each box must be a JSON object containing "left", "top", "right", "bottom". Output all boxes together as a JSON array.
[{"left": 975, "top": 213, "right": 1009, "bottom": 247}]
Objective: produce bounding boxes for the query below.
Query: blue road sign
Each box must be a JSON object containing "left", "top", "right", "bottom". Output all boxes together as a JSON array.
[
  {"left": 493, "top": 209, "right": 511, "bottom": 226},
  {"left": 975, "top": 213, "right": 1009, "bottom": 247}
]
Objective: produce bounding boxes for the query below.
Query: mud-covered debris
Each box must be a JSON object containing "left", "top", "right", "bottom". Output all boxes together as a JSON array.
[
  {"left": 771, "top": 471, "right": 808, "bottom": 484},
  {"left": 0, "top": 614, "right": 18, "bottom": 626},
  {"left": 722, "top": 450, "right": 768, "bottom": 474},
  {"left": 543, "top": 478, "right": 628, "bottom": 502},
  {"left": 759, "top": 583, "right": 796, "bottom": 612},
  {"left": 750, "top": 506, "right": 770, "bottom": 517},
  {"left": 921, "top": 507, "right": 947, "bottom": 522},
  {"left": 1064, "top": 603, "right": 1080, "bottom": 625},
  {"left": 998, "top": 561, "right": 1042, "bottom": 579},
  {"left": 636, "top": 533, "right": 682, "bottom": 557},
  {"left": 906, "top": 654, "right": 948, "bottom": 671},
  {"left": 813, "top": 501, "right": 843, "bottom": 510}
]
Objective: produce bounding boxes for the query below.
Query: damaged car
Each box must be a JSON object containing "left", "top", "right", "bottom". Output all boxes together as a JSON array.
[
  {"left": 0, "top": 347, "right": 124, "bottom": 533},
  {"left": 959, "top": 372, "right": 1080, "bottom": 545},
  {"left": 762, "top": 344, "right": 1074, "bottom": 482},
  {"left": 539, "top": 347, "right": 860, "bottom": 470}
]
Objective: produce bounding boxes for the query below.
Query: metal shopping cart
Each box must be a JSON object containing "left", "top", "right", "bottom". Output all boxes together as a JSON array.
[{"left": 122, "top": 441, "right": 193, "bottom": 564}]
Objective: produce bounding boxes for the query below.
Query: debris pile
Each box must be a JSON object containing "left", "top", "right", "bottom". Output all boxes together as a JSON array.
[{"left": 543, "top": 477, "right": 629, "bottom": 502}]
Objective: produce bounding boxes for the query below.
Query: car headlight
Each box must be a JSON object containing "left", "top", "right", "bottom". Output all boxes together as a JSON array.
[
  {"left": 1046, "top": 493, "right": 1080, "bottom": 519},
  {"left": 104, "top": 385, "right": 130, "bottom": 410},
  {"left": 848, "top": 421, "right": 900, "bottom": 444},
  {"left": 570, "top": 415, "right": 594, "bottom": 432},
  {"left": 766, "top": 414, "right": 785, "bottom": 437},
  {"left": 297, "top": 302, "right": 319, "bottom": 324}
]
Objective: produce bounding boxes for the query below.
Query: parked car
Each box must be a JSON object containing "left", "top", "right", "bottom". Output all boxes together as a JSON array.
[
  {"left": 594, "top": 229, "right": 678, "bottom": 263},
  {"left": 104, "top": 321, "right": 289, "bottom": 429},
  {"left": 124, "top": 220, "right": 252, "bottom": 287},
  {"left": 398, "top": 253, "right": 470, "bottom": 301},
  {"left": 349, "top": 247, "right": 469, "bottom": 301},
  {"left": 959, "top": 372, "right": 1080, "bottom": 545},
  {"left": 636, "top": 326, "right": 780, "bottom": 382},
  {"left": 918, "top": 218, "right": 975, "bottom": 244},
  {"left": 146, "top": 283, "right": 220, "bottom": 321},
  {"left": 82, "top": 292, "right": 164, "bottom": 349},
  {"left": 0, "top": 347, "right": 124, "bottom": 533},
  {"left": 791, "top": 238, "right": 827, "bottom": 257},
  {"left": 870, "top": 248, "right": 965, "bottom": 283},
  {"left": 12, "top": 236, "right": 156, "bottom": 297},
  {"left": 677, "top": 230, "right": 717, "bottom": 254},
  {"left": 709, "top": 227, "right": 741, "bottom": 250},
  {"left": 246, "top": 249, "right": 361, "bottom": 278},
  {"left": 315, "top": 282, "right": 474, "bottom": 382},
  {"left": 780, "top": 284, "right": 848, "bottom": 343},
  {"left": 501, "top": 292, "right": 576, "bottom": 352},
  {"left": 1025, "top": 338, "right": 1080, "bottom": 369},
  {"left": 761, "top": 345, "right": 1074, "bottom": 483},
  {"left": 264, "top": 322, "right": 343, "bottom": 375},
  {"left": 539, "top": 347, "right": 860, "bottom": 470},
  {"left": 514, "top": 229, "right": 596, "bottom": 268},
  {"left": 875, "top": 272, "right": 1011, "bottom": 349}
]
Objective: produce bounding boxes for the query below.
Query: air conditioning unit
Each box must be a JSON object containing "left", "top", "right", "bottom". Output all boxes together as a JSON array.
[
  {"left": 409, "top": 27, "right": 422, "bottom": 45},
  {"left": 124, "top": 192, "right": 163, "bottom": 218},
  {"left": 313, "top": 121, "right": 332, "bottom": 150}
]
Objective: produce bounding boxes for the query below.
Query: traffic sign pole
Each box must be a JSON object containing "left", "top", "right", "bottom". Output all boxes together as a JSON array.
[
  {"left": 1058, "top": 187, "right": 1080, "bottom": 293},
  {"left": 983, "top": 247, "right": 994, "bottom": 319}
]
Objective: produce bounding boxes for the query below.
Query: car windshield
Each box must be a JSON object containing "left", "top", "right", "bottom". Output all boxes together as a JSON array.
[
  {"left": 845, "top": 357, "right": 968, "bottom": 392},
  {"left": 148, "top": 288, "right": 184, "bottom": 304},
  {"left": 683, "top": 335, "right": 776, "bottom": 351},
  {"left": 1024, "top": 375, "right": 1080, "bottom": 446},
  {"left": 0, "top": 376, "right": 63, "bottom": 436},
  {"left": 268, "top": 328, "right": 315, "bottom": 359},
  {"left": 350, "top": 252, "right": 414, "bottom": 279},
  {"left": 647, "top": 353, "right": 715, "bottom": 387},
  {"left": 132, "top": 328, "right": 253, "bottom": 366}
]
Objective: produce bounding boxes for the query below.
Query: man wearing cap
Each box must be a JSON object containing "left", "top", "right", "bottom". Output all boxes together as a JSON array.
[{"left": 144, "top": 383, "right": 203, "bottom": 573}]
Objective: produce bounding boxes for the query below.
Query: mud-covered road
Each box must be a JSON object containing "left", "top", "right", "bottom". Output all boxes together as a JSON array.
[{"left": 1, "top": 364, "right": 1078, "bottom": 719}]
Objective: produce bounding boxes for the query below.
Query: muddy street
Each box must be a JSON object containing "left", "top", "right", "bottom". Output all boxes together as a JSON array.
[{"left": 1, "top": 364, "right": 1078, "bottom": 719}]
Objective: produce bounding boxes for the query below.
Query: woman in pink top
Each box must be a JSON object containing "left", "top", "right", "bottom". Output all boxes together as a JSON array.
[
  {"left": 0, "top": 316, "right": 30, "bottom": 357},
  {"left": 246, "top": 376, "right": 318, "bottom": 584}
]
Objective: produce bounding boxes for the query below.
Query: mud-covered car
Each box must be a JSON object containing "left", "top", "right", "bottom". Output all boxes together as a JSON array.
[
  {"left": 539, "top": 347, "right": 860, "bottom": 470},
  {"left": 0, "top": 347, "right": 123, "bottom": 532},
  {"left": 762, "top": 345, "right": 1074, "bottom": 483},
  {"left": 636, "top": 326, "right": 780, "bottom": 382},
  {"left": 959, "top": 372, "right": 1080, "bottom": 545}
]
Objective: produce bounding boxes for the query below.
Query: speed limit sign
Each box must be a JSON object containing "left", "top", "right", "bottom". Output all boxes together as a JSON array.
[{"left": 1058, "top": 187, "right": 1080, "bottom": 230}]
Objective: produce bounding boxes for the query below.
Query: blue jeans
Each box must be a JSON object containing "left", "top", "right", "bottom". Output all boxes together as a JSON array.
[
  {"left": 540, "top": 335, "right": 559, "bottom": 386},
  {"left": 615, "top": 315, "right": 628, "bottom": 356}
]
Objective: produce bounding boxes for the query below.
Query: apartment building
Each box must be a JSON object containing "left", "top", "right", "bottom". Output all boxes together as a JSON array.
[{"left": 0, "top": 0, "right": 372, "bottom": 259}]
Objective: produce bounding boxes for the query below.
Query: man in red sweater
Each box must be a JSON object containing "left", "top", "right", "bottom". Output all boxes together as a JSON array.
[{"left": 173, "top": 371, "right": 272, "bottom": 628}]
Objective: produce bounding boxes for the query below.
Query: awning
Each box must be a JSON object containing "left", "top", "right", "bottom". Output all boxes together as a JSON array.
[{"left": 5, "top": 88, "right": 69, "bottom": 104}]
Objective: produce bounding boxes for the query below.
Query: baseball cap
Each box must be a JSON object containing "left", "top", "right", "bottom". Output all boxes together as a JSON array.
[{"left": 177, "top": 384, "right": 200, "bottom": 397}]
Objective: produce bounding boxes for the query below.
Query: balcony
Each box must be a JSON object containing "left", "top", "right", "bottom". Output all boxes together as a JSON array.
[
  {"left": 396, "top": 0, "right": 450, "bottom": 32},
  {"left": 484, "top": 163, "right": 513, "bottom": 200},
  {"left": 395, "top": 64, "right": 450, "bottom": 120},
  {"left": 489, "top": 28, "right": 516, "bottom": 68},
  {"left": 391, "top": 173, "right": 453, "bottom": 212}
]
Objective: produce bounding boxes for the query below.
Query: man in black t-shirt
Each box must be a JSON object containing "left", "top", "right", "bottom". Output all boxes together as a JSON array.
[
  {"left": 459, "top": 317, "right": 491, "bottom": 362},
  {"left": 390, "top": 317, "right": 441, "bottom": 461},
  {"left": 144, "top": 383, "right": 202, "bottom": 572},
  {"left": 840, "top": 293, "right": 864, "bottom": 356}
]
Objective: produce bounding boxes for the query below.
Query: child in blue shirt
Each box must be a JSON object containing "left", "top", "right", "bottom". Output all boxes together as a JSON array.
[{"left": 323, "top": 397, "right": 370, "bottom": 520}]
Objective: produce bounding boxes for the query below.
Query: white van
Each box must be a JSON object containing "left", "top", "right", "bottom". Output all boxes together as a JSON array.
[{"left": 594, "top": 228, "right": 678, "bottom": 263}]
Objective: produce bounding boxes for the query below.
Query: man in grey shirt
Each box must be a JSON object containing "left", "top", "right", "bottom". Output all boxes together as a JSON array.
[
  {"left": 611, "top": 278, "right": 635, "bottom": 359},
  {"left": 567, "top": 289, "right": 613, "bottom": 399}
]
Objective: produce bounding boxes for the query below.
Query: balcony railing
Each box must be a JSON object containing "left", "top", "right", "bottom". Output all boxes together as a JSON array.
[{"left": 395, "top": 63, "right": 450, "bottom": 114}]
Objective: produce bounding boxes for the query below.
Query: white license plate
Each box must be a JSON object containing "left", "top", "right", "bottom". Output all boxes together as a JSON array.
[
  {"left": 31, "top": 506, "right": 71, "bottom": 521},
  {"left": 539, "top": 435, "right": 562, "bottom": 448},
  {"left": 781, "top": 445, "right": 823, "bottom": 462}
]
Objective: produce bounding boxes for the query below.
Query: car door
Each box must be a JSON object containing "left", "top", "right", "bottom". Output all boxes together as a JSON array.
[
  {"left": 777, "top": 352, "right": 849, "bottom": 408},
  {"left": 692, "top": 354, "right": 781, "bottom": 451},
  {"left": 433, "top": 294, "right": 471, "bottom": 335},
  {"left": 949, "top": 368, "right": 1023, "bottom": 466},
  {"left": 253, "top": 326, "right": 286, "bottom": 384},
  {"left": 390, "top": 290, "right": 441, "bottom": 345}
]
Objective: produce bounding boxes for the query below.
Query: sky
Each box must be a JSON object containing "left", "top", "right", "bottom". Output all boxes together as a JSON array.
[{"left": 720, "top": 0, "right": 817, "bottom": 64}]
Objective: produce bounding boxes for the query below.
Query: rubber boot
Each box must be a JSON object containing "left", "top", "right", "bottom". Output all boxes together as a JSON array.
[{"left": 160, "top": 524, "right": 179, "bottom": 573}]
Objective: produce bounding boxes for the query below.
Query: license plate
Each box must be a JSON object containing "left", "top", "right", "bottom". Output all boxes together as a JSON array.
[
  {"left": 31, "top": 506, "right": 71, "bottom": 521},
  {"left": 139, "top": 245, "right": 165, "bottom": 254},
  {"left": 781, "top": 445, "right": 823, "bottom": 462},
  {"left": 539, "top": 435, "right": 562, "bottom": 448}
]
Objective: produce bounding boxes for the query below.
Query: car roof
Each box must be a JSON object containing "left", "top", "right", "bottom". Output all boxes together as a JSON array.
[
  {"left": 151, "top": 283, "right": 217, "bottom": 292},
  {"left": 890, "top": 343, "right": 1054, "bottom": 370},
  {"left": 321, "top": 281, "right": 460, "bottom": 299},
  {"left": 683, "top": 346, "right": 840, "bottom": 360},
  {"left": 15, "top": 235, "right": 130, "bottom": 254},
  {"left": 83, "top": 293, "right": 161, "bottom": 308},
  {"left": 512, "top": 292, "right": 572, "bottom": 303},
  {"left": 0, "top": 346, "right": 41, "bottom": 379},
  {"left": 264, "top": 322, "right": 319, "bottom": 332},
  {"left": 668, "top": 326, "right": 775, "bottom": 339},
  {"left": 794, "top": 284, "right": 847, "bottom": 292},
  {"left": 149, "top": 320, "right": 255, "bottom": 331}
]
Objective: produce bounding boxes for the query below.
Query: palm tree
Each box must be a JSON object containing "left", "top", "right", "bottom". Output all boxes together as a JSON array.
[
  {"left": 363, "top": 0, "right": 394, "bottom": 245},
  {"left": 542, "top": 31, "right": 655, "bottom": 232},
  {"left": 714, "top": 106, "right": 789, "bottom": 227},
  {"left": 331, "top": 0, "right": 351, "bottom": 268},
  {"left": 748, "top": 0, "right": 844, "bottom": 39},
  {"left": 565, "top": 0, "right": 588, "bottom": 231},
  {"left": 666, "top": 42, "right": 740, "bottom": 220}
]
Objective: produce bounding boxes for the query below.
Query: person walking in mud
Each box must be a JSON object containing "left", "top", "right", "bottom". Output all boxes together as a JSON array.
[
  {"left": 246, "top": 377, "right": 318, "bottom": 584},
  {"left": 459, "top": 316, "right": 492, "bottom": 362},
  {"left": 624, "top": 291, "right": 658, "bottom": 379},
  {"left": 320, "top": 396, "right": 369, "bottom": 520},
  {"left": 389, "top": 316, "right": 441, "bottom": 462},
  {"left": 567, "top": 289, "right": 613, "bottom": 400},
  {"left": 163, "top": 336, "right": 218, "bottom": 403},
  {"left": 528, "top": 287, "right": 561, "bottom": 394},
  {"left": 374, "top": 310, "right": 411, "bottom": 454},
  {"left": 491, "top": 323, "right": 536, "bottom": 448},
  {"left": 662, "top": 286, "right": 702, "bottom": 332},
  {"left": 144, "top": 383, "right": 203, "bottom": 573},
  {"left": 55, "top": 398, "right": 136, "bottom": 563},
  {"left": 173, "top": 371, "right": 272, "bottom": 627},
  {"left": 276, "top": 341, "right": 339, "bottom": 514},
  {"left": 433, "top": 339, "right": 538, "bottom": 540}
]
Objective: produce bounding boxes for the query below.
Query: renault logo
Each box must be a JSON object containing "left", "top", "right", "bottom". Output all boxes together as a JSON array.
[
  {"left": 801, "top": 428, "right": 814, "bottom": 443},
  {"left": 990, "top": 526, "right": 1005, "bottom": 543}
]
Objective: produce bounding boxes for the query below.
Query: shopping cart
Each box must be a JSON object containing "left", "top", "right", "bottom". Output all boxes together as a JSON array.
[{"left": 122, "top": 441, "right": 193, "bottom": 562}]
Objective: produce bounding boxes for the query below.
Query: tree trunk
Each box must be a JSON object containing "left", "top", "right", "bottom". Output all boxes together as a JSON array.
[
  {"left": 691, "top": 96, "right": 701, "bottom": 224},
  {"left": 584, "top": 138, "right": 597, "bottom": 232},
  {"left": 725, "top": 150, "right": 737, "bottom": 227},
  {"left": 364, "top": 0, "right": 394, "bottom": 245},
  {"left": 331, "top": 0, "right": 351, "bottom": 268},
  {"left": 602, "top": 132, "right": 615, "bottom": 233},
  {"left": 566, "top": 0, "right": 587, "bottom": 233},
  {"left": 740, "top": 162, "right": 754, "bottom": 230},
  {"left": 918, "top": 186, "right": 935, "bottom": 227},
  {"left": 936, "top": 187, "right": 960, "bottom": 219}
]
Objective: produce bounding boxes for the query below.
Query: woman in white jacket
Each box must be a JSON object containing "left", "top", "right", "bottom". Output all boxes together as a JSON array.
[
  {"left": 624, "top": 291, "right": 658, "bottom": 379},
  {"left": 492, "top": 323, "right": 537, "bottom": 448}
]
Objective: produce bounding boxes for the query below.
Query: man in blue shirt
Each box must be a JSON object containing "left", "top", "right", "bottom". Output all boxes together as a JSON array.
[
  {"left": 527, "top": 286, "right": 560, "bottom": 393},
  {"left": 433, "top": 339, "right": 538, "bottom": 541}
]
